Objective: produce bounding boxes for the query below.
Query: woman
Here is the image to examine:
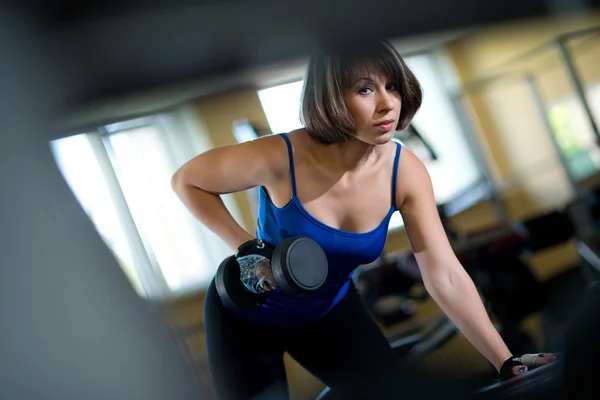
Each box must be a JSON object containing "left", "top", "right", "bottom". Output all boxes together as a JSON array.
[{"left": 172, "top": 41, "right": 555, "bottom": 399}]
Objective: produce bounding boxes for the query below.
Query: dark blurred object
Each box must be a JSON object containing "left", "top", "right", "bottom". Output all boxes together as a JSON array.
[
  {"left": 395, "top": 124, "right": 438, "bottom": 163},
  {"left": 562, "top": 282, "right": 600, "bottom": 399},
  {"left": 14, "top": 0, "right": 600, "bottom": 116},
  {"left": 584, "top": 186, "right": 600, "bottom": 221},
  {"left": 355, "top": 252, "right": 458, "bottom": 361},
  {"left": 455, "top": 209, "right": 579, "bottom": 355},
  {"left": 459, "top": 229, "right": 543, "bottom": 355},
  {"left": 0, "top": 9, "right": 210, "bottom": 400},
  {"left": 566, "top": 190, "right": 600, "bottom": 284},
  {"left": 356, "top": 252, "right": 426, "bottom": 327},
  {"left": 437, "top": 179, "right": 497, "bottom": 239},
  {"left": 576, "top": 237, "right": 600, "bottom": 283},
  {"left": 516, "top": 211, "right": 575, "bottom": 252}
]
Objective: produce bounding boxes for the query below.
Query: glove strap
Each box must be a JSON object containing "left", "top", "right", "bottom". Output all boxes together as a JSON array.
[{"left": 236, "top": 238, "right": 274, "bottom": 259}]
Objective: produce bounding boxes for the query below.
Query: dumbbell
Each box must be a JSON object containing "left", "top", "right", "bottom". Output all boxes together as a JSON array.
[{"left": 215, "top": 236, "right": 328, "bottom": 311}]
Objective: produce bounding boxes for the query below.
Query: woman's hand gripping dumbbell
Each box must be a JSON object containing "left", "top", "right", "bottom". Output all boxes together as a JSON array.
[{"left": 215, "top": 236, "right": 328, "bottom": 311}]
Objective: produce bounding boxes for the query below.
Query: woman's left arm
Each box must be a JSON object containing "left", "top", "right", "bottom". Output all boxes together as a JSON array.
[{"left": 395, "top": 149, "right": 512, "bottom": 372}]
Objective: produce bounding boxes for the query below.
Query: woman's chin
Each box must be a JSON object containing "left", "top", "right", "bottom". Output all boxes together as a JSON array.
[
  {"left": 353, "top": 130, "right": 396, "bottom": 146},
  {"left": 373, "top": 131, "right": 396, "bottom": 145}
]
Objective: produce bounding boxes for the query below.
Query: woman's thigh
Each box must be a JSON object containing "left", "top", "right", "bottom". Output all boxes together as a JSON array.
[
  {"left": 285, "top": 285, "right": 403, "bottom": 399},
  {"left": 204, "top": 279, "right": 288, "bottom": 400}
]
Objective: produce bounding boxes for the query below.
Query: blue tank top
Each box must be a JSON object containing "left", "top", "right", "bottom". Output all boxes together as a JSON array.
[{"left": 226, "top": 133, "right": 402, "bottom": 327}]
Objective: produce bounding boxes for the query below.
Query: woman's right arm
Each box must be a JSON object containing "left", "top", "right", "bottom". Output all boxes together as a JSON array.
[{"left": 171, "top": 136, "right": 284, "bottom": 252}]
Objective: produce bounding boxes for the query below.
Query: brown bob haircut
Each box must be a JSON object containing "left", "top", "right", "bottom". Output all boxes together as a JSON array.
[{"left": 300, "top": 40, "right": 423, "bottom": 144}]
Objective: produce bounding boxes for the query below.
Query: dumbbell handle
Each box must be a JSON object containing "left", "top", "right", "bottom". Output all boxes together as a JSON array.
[
  {"left": 236, "top": 238, "right": 278, "bottom": 294},
  {"left": 216, "top": 236, "right": 328, "bottom": 311},
  {"left": 237, "top": 236, "right": 328, "bottom": 295}
]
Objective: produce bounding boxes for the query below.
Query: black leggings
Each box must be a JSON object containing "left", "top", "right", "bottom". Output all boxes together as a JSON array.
[{"left": 204, "top": 279, "right": 405, "bottom": 400}]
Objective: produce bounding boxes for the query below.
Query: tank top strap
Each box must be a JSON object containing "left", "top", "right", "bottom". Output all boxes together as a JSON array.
[
  {"left": 278, "top": 133, "right": 297, "bottom": 197},
  {"left": 391, "top": 141, "right": 402, "bottom": 210}
]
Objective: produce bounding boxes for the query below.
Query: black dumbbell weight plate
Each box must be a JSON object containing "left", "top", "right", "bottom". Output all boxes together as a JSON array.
[
  {"left": 216, "top": 255, "right": 268, "bottom": 310},
  {"left": 272, "top": 236, "right": 328, "bottom": 295}
]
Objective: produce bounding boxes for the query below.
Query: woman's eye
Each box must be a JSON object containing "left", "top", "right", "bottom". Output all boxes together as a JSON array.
[
  {"left": 358, "top": 87, "right": 374, "bottom": 95},
  {"left": 387, "top": 83, "right": 398, "bottom": 91}
]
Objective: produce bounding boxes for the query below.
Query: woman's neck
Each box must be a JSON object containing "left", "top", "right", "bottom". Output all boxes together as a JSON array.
[{"left": 307, "top": 134, "right": 380, "bottom": 172}]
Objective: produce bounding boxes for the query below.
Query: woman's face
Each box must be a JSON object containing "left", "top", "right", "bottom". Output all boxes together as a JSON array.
[{"left": 344, "top": 73, "right": 401, "bottom": 145}]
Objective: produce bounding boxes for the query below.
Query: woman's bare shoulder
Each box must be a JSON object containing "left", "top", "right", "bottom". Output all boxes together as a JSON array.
[
  {"left": 250, "top": 132, "right": 295, "bottom": 177},
  {"left": 393, "top": 144, "right": 433, "bottom": 210},
  {"left": 284, "top": 128, "right": 310, "bottom": 145},
  {"left": 272, "top": 128, "right": 313, "bottom": 159}
]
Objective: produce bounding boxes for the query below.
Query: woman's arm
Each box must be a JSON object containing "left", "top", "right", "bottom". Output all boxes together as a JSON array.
[
  {"left": 395, "top": 148, "right": 512, "bottom": 372},
  {"left": 171, "top": 135, "right": 285, "bottom": 252}
]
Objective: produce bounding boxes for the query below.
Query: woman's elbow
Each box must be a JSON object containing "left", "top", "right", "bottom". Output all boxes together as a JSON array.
[
  {"left": 423, "top": 268, "right": 464, "bottom": 297},
  {"left": 171, "top": 167, "right": 188, "bottom": 193}
]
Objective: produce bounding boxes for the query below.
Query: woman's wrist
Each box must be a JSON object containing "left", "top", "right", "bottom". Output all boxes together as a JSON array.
[
  {"left": 231, "top": 233, "right": 256, "bottom": 252},
  {"left": 221, "top": 228, "right": 255, "bottom": 253},
  {"left": 495, "top": 353, "right": 514, "bottom": 372}
]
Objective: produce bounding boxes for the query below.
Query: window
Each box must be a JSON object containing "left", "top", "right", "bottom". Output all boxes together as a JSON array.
[
  {"left": 546, "top": 82, "right": 600, "bottom": 181},
  {"left": 51, "top": 108, "right": 239, "bottom": 300},
  {"left": 403, "top": 55, "right": 482, "bottom": 204},
  {"left": 257, "top": 81, "right": 305, "bottom": 134},
  {"left": 257, "top": 53, "right": 483, "bottom": 231},
  {"left": 52, "top": 133, "right": 144, "bottom": 295}
]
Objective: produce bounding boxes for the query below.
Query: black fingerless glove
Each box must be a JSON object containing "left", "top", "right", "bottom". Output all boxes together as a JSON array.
[
  {"left": 499, "top": 354, "right": 525, "bottom": 381},
  {"left": 236, "top": 239, "right": 275, "bottom": 294}
]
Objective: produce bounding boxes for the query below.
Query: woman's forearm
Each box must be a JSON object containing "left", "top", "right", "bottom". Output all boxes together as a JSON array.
[
  {"left": 172, "top": 180, "right": 254, "bottom": 252},
  {"left": 424, "top": 264, "right": 512, "bottom": 372}
]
